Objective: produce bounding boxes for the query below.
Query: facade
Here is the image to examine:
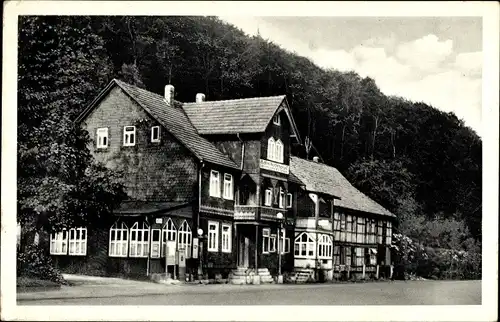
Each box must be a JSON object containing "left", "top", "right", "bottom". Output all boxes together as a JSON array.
[
  {"left": 289, "top": 156, "right": 395, "bottom": 280},
  {"left": 48, "top": 78, "right": 395, "bottom": 281}
]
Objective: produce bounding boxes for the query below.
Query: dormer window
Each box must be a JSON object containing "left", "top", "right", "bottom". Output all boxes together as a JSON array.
[
  {"left": 151, "top": 126, "right": 160, "bottom": 143},
  {"left": 123, "top": 126, "right": 136, "bottom": 146},
  {"left": 273, "top": 114, "right": 281, "bottom": 126},
  {"left": 97, "top": 128, "right": 108, "bottom": 148}
]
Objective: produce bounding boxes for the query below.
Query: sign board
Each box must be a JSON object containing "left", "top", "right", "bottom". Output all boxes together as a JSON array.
[
  {"left": 178, "top": 248, "right": 186, "bottom": 268},
  {"left": 166, "top": 241, "right": 176, "bottom": 265},
  {"left": 260, "top": 159, "right": 290, "bottom": 174},
  {"left": 155, "top": 218, "right": 163, "bottom": 224},
  {"left": 192, "top": 238, "right": 199, "bottom": 259}
]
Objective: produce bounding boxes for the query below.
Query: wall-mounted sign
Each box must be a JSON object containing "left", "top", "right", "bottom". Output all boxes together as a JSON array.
[
  {"left": 260, "top": 159, "right": 290, "bottom": 175},
  {"left": 155, "top": 218, "right": 163, "bottom": 224},
  {"left": 192, "top": 238, "right": 199, "bottom": 259}
]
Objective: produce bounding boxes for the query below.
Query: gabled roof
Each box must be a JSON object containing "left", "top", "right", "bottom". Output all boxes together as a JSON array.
[
  {"left": 76, "top": 79, "right": 239, "bottom": 170},
  {"left": 290, "top": 157, "right": 395, "bottom": 218},
  {"left": 182, "top": 95, "right": 302, "bottom": 143}
]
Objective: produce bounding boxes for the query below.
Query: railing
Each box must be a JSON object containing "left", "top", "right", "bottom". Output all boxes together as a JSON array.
[
  {"left": 260, "top": 206, "right": 287, "bottom": 222},
  {"left": 295, "top": 218, "right": 333, "bottom": 230}
]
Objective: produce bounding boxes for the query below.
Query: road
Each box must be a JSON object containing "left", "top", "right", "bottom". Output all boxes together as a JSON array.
[{"left": 19, "top": 280, "right": 480, "bottom": 305}]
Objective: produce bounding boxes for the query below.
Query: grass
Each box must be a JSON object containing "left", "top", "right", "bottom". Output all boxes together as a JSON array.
[{"left": 17, "top": 276, "right": 63, "bottom": 292}]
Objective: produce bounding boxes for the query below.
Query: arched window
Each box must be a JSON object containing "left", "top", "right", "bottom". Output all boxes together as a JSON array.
[
  {"left": 267, "top": 137, "right": 275, "bottom": 161},
  {"left": 129, "top": 221, "right": 149, "bottom": 258},
  {"left": 294, "top": 232, "right": 315, "bottom": 258},
  {"left": 275, "top": 139, "right": 284, "bottom": 163},
  {"left": 318, "top": 234, "right": 333, "bottom": 258},
  {"left": 162, "top": 218, "right": 177, "bottom": 257},
  {"left": 109, "top": 222, "right": 128, "bottom": 257},
  {"left": 178, "top": 220, "right": 192, "bottom": 258}
]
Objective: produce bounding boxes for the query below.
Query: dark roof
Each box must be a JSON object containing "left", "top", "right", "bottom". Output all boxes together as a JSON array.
[
  {"left": 115, "top": 201, "right": 189, "bottom": 214},
  {"left": 290, "top": 157, "right": 395, "bottom": 218},
  {"left": 182, "top": 96, "right": 301, "bottom": 139},
  {"left": 97, "top": 80, "right": 239, "bottom": 169}
]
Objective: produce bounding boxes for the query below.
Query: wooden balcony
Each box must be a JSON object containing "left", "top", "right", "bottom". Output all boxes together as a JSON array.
[{"left": 234, "top": 205, "right": 290, "bottom": 222}]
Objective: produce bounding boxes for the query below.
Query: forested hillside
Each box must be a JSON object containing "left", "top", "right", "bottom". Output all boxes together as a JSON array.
[{"left": 18, "top": 16, "right": 482, "bottom": 279}]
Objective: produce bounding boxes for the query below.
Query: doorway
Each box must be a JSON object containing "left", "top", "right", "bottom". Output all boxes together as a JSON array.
[{"left": 238, "top": 234, "right": 250, "bottom": 267}]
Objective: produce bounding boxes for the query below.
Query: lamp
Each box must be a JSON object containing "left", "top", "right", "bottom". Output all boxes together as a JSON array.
[
  {"left": 276, "top": 212, "right": 284, "bottom": 284},
  {"left": 197, "top": 228, "right": 203, "bottom": 237}
]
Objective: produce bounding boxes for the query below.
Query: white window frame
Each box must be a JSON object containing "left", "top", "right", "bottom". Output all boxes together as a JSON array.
[
  {"left": 50, "top": 230, "right": 68, "bottom": 255},
  {"left": 97, "top": 128, "right": 109, "bottom": 148},
  {"left": 109, "top": 222, "right": 128, "bottom": 257},
  {"left": 318, "top": 234, "right": 333, "bottom": 259},
  {"left": 150, "top": 228, "right": 161, "bottom": 258},
  {"left": 209, "top": 170, "right": 221, "bottom": 198},
  {"left": 278, "top": 229, "right": 289, "bottom": 254},
  {"left": 286, "top": 193, "right": 293, "bottom": 208},
  {"left": 178, "top": 220, "right": 192, "bottom": 258},
  {"left": 68, "top": 227, "right": 87, "bottom": 256},
  {"left": 267, "top": 137, "right": 276, "bottom": 161},
  {"left": 270, "top": 234, "right": 277, "bottom": 253},
  {"left": 221, "top": 224, "right": 232, "bottom": 253},
  {"left": 208, "top": 221, "right": 219, "bottom": 252},
  {"left": 264, "top": 188, "right": 273, "bottom": 206},
  {"left": 151, "top": 126, "right": 161, "bottom": 143},
  {"left": 123, "top": 126, "right": 136, "bottom": 146},
  {"left": 275, "top": 139, "right": 284, "bottom": 163},
  {"left": 294, "top": 232, "right": 315, "bottom": 258},
  {"left": 273, "top": 114, "right": 281, "bottom": 126},
  {"left": 279, "top": 188, "right": 285, "bottom": 209},
  {"left": 262, "top": 228, "right": 271, "bottom": 254},
  {"left": 223, "top": 173, "right": 234, "bottom": 200},
  {"left": 162, "top": 218, "right": 177, "bottom": 257},
  {"left": 129, "top": 221, "right": 150, "bottom": 258}
]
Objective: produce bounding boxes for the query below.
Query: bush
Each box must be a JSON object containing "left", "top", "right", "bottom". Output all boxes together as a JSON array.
[{"left": 17, "top": 244, "right": 66, "bottom": 284}]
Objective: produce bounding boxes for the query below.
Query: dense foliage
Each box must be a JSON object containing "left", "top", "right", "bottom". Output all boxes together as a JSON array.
[{"left": 18, "top": 16, "right": 482, "bottom": 279}]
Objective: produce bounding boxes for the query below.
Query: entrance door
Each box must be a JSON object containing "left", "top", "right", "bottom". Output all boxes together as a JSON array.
[{"left": 238, "top": 234, "right": 250, "bottom": 267}]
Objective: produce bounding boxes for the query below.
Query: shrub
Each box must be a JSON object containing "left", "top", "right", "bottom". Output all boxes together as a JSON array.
[{"left": 17, "top": 244, "right": 66, "bottom": 284}]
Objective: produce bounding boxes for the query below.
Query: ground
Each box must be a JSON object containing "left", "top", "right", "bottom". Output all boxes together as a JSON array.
[{"left": 17, "top": 274, "right": 481, "bottom": 305}]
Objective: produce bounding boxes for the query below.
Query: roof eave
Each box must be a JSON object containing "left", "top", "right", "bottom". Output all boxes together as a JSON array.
[{"left": 75, "top": 79, "right": 117, "bottom": 124}]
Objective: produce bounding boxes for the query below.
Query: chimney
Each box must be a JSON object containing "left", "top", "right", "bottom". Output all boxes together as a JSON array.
[
  {"left": 196, "top": 93, "right": 206, "bottom": 103},
  {"left": 313, "top": 156, "right": 319, "bottom": 163},
  {"left": 164, "top": 85, "right": 175, "bottom": 105}
]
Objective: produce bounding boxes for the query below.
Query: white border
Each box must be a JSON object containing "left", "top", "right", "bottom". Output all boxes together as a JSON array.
[{"left": 2, "top": 1, "right": 498, "bottom": 321}]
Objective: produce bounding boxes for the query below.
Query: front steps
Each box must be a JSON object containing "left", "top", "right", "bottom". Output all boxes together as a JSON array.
[
  {"left": 289, "top": 268, "right": 314, "bottom": 283},
  {"left": 229, "top": 267, "right": 275, "bottom": 285}
]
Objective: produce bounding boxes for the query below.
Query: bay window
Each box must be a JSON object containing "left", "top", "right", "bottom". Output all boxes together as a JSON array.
[
  {"left": 162, "top": 218, "right": 177, "bottom": 257},
  {"left": 318, "top": 234, "right": 333, "bottom": 258},
  {"left": 294, "top": 232, "right": 315, "bottom": 258},
  {"left": 129, "top": 222, "right": 150, "bottom": 258},
  {"left": 208, "top": 221, "right": 219, "bottom": 252},
  {"left": 50, "top": 231, "right": 68, "bottom": 255},
  {"left": 68, "top": 227, "right": 87, "bottom": 256},
  {"left": 178, "top": 220, "right": 192, "bottom": 258},
  {"left": 109, "top": 222, "right": 128, "bottom": 257}
]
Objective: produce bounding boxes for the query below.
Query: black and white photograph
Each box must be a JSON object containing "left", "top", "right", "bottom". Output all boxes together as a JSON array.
[{"left": 1, "top": 1, "right": 498, "bottom": 321}]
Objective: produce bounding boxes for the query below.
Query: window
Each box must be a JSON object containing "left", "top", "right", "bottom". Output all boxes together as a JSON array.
[
  {"left": 294, "top": 232, "right": 315, "bottom": 258},
  {"left": 264, "top": 188, "right": 273, "bottom": 206},
  {"left": 151, "top": 126, "right": 160, "bottom": 143},
  {"left": 129, "top": 222, "right": 149, "bottom": 258},
  {"left": 262, "top": 228, "right": 271, "bottom": 254},
  {"left": 97, "top": 128, "right": 108, "bottom": 148},
  {"left": 273, "top": 114, "right": 281, "bottom": 125},
  {"left": 109, "top": 222, "right": 128, "bottom": 257},
  {"left": 178, "top": 221, "right": 192, "bottom": 258},
  {"left": 208, "top": 221, "right": 219, "bottom": 252},
  {"left": 318, "top": 234, "right": 333, "bottom": 258},
  {"left": 275, "top": 139, "right": 284, "bottom": 163},
  {"left": 286, "top": 193, "right": 293, "bottom": 208},
  {"left": 270, "top": 234, "right": 277, "bottom": 252},
  {"left": 346, "top": 215, "right": 353, "bottom": 242},
  {"left": 223, "top": 174, "right": 234, "bottom": 200},
  {"left": 150, "top": 229, "right": 161, "bottom": 258},
  {"left": 123, "top": 126, "right": 136, "bottom": 146},
  {"left": 278, "top": 230, "right": 289, "bottom": 254},
  {"left": 209, "top": 170, "right": 221, "bottom": 197},
  {"left": 278, "top": 188, "right": 285, "bottom": 209},
  {"left": 221, "top": 224, "right": 232, "bottom": 253},
  {"left": 357, "top": 217, "right": 365, "bottom": 243},
  {"left": 386, "top": 221, "right": 392, "bottom": 245},
  {"left": 50, "top": 231, "right": 68, "bottom": 255},
  {"left": 267, "top": 137, "right": 276, "bottom": 161},
  {"left": 68, "top": 227, "right": 87, "bottom": 256},
  {"left": 162, "top": 218, "right": 177, "bottom": 257}
]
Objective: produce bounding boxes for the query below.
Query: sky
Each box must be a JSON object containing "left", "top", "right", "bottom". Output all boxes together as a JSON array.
[{"left": 219, "top": 16, "right": 482, "bottom": 135}]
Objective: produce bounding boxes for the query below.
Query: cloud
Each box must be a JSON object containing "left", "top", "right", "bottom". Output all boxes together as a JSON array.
[
  {"left": 454, "top": 51, "right": 482, "bottom": 77},
  {"left": 395, "top": 34, "right": 454, "bottom": 72}
]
